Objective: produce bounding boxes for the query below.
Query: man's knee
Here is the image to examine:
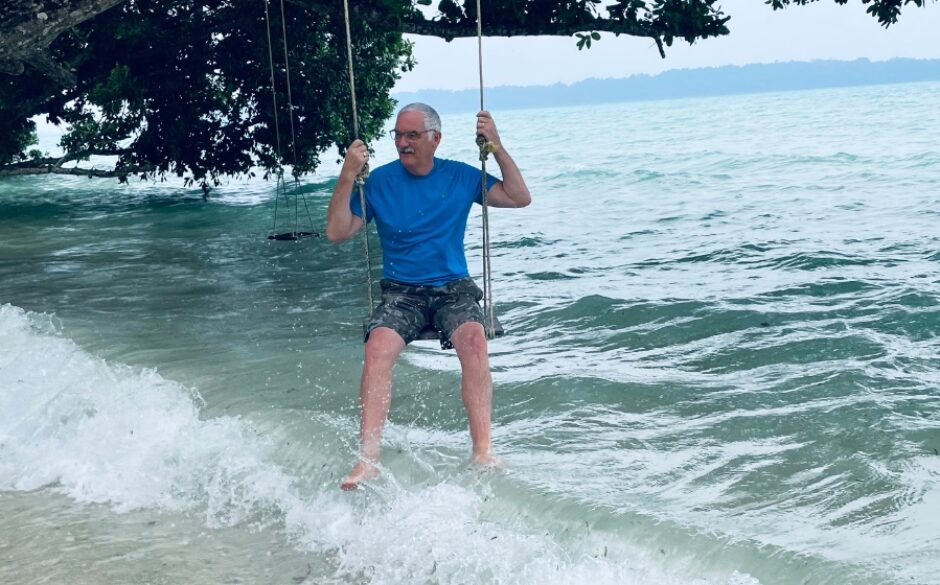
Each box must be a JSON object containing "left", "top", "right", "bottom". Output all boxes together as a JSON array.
[
  {"left": 364, "top": 327, "right": 405, "bottom": 366},
  {"left": 451, "top": 322, "right": 488, "bottom": 356}
]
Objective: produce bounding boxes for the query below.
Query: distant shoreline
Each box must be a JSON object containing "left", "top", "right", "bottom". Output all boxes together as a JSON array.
[{"left": 393, "top": 58, "right": 940, "bottom": 113}]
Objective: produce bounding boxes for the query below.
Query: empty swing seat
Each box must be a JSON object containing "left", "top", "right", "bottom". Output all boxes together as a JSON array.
[{"left": 267, "top": 231, "right": 320, "bottom": 241}]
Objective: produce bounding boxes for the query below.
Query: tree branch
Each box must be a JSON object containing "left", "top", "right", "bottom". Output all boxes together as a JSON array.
[
  {"left": 0, "top": 163, "right": 153, "bottom": 178},
  {"left": 0, "top": 0, "right": 126, "bottom": 86},
  {"left": 398, "top": 13, "right": 660, "bottom": 40},
  {"left": 1, "top": 146, "right": 148, "bottom": 177},
  {"left": 16, "top": 48, "right": 76, "bottom": 86},
  {"left": 56, "top": 148, "right": 132, "bottom": 165}
]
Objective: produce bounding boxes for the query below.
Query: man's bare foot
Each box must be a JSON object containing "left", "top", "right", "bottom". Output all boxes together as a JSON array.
[
  {"left": 340, "top": 460, "right": 380, "bottom": 491},
  {"left": 470, "top": 452, "right": 505, "bottom": 471}
]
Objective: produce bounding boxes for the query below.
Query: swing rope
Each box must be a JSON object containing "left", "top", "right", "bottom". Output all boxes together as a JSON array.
[
  {"left": 263, "top": 0, "right": 285, "bottom": 234},
  {"left": 278, "top": 0, "right": 300, "bottom": 173},
  {"left": 342, "top": 0, "right": 375, "bottom": 311},
  {"left": 475, "top": 0, "right": 498, "bottom": 340},
  {"left": 264, "top": 0, "right": 317, "bottom": 240}
]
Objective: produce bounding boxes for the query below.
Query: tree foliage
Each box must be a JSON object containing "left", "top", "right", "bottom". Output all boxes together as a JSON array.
[
  {"left": 1, "top": 0, "right": 412, "bottom": 189},
  {"left": 766, "top": 0, "right": 928, "bottom": 28},
  {"left": 0, "top": 0, "right": 930, "bottom": 186}
]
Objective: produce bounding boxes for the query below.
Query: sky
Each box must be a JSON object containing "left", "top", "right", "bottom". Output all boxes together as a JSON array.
[{"left": 393, "top": 0, "right": 940, "bottom": 92}]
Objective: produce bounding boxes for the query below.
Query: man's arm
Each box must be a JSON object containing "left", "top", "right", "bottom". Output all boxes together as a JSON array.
[
  {"left": 326, "top": 139, "right": 369, "bottom": 243},
  {"left": 475, "top": 110, "right": 531, "bottom": 209}
]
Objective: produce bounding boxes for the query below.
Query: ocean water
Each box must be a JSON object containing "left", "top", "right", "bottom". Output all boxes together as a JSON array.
[{"left": 2, "top": 81, "right": 939, "bottom": 585}]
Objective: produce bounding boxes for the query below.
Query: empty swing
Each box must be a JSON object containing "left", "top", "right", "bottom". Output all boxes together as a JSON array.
[{"left": 263, "top": 0, "right": 319, "bottom": 241}]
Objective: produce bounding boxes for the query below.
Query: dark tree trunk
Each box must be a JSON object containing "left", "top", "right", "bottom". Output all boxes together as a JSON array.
[{"left": 0, "top": 0, "right": 125, "bottom": 86}]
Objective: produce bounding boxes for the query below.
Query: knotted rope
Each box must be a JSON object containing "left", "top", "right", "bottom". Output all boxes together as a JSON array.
[
  {"left": 342, "top": 0, "right": 375, "bottom": 310},
  {"left": 475, "top": 0, "right": 498, "bottom": 339}
]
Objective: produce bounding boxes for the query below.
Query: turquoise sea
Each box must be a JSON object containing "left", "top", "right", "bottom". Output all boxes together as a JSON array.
[{"left": 2, "top": 81, "right": 939, "bottom": 585}]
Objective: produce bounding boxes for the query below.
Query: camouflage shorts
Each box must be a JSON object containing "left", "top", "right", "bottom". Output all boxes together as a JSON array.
[{"left": 364, "top": 277, "right": 485, "bottom": 349}]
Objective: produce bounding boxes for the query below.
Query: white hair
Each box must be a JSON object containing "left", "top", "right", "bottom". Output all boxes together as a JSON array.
[{"left": 399, "top": 102, "right": 441, "bottom": 133}]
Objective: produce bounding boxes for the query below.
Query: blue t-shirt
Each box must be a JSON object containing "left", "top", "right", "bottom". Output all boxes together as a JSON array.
[{"left": 350, "top": 157, "right": 499, "bottom": 286}]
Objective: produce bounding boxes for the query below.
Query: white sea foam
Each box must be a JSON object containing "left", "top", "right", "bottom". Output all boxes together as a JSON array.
[
  {"left": 0, "top": 303, "right": 294, "bottom": 522},
  {"left": 289, "top": 482, "right": 762, "bottom": 585},
  {"left": 0, "top": 303, "right": 761, "bottom": 585}
]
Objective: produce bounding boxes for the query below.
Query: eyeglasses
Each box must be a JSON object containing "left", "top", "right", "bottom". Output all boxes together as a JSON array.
[{"left": 389, "top": 129, "right": 435, "bottom": 142}]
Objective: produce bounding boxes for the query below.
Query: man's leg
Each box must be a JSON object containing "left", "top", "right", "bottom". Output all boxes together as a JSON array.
[
  {"left": 449, "top": 321, "right": 500, "bottom": 466},
  {"left": 341, "top": 326, "right": 406, "bottom": 490}
]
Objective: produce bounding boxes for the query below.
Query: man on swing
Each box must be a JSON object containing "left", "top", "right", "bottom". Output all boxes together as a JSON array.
[{"left": 326, "top": 103, "right": 531, "bottom": 490}]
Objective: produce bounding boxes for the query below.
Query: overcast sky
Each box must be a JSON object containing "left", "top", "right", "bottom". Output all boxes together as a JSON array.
[{"left": 393, "top": 0, "right": 940, "bottom": 92}]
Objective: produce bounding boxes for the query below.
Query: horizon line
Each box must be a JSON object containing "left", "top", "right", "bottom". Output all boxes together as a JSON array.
[{"left": 393, "top": 56, "right": 940, "bottom": 95}]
